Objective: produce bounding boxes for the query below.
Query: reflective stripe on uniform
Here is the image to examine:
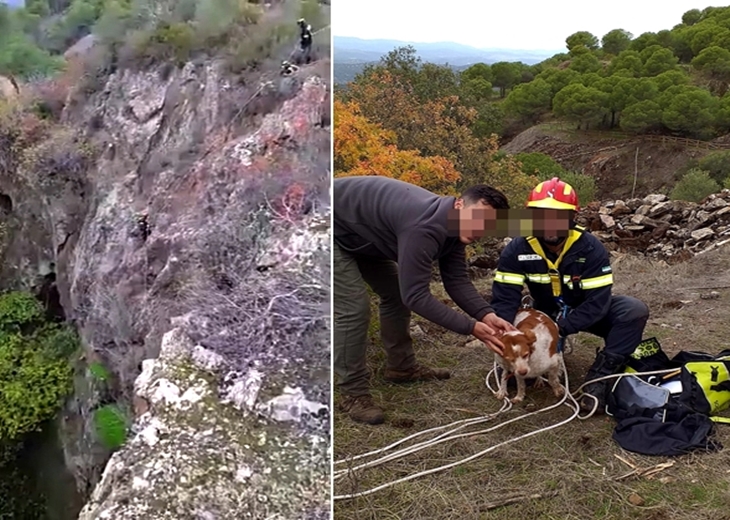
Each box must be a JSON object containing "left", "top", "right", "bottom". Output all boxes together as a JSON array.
[
  {"left": 563, "top": 275, "right": 573, "bottom": 290},
  {"left": 494, "top": 271, "right": 525, "bottom": 285},
  {"left": 580, "top": 273, "right": 614, "bottom": 289},
  {"left": 526, "top": 273, "right": 551, "bottom": 284}
]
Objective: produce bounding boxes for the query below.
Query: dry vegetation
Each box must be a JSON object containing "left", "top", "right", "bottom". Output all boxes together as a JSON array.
[{"left": 333, "top": 245, "right": 730, "bottom": 520}]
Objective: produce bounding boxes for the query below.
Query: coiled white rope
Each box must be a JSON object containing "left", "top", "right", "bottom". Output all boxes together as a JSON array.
[{"left": 333, "top": 359, "right": 679, "bottom": 501}]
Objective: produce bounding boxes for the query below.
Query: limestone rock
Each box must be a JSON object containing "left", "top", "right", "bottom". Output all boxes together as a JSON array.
[
  {"left": 78, "top": 328, "right": 329, "bottom": 519},
  {"left": 609, "top": 200, "right": 632, "bottom": 216},
  {"left": 643, "top": 194, "right": 668, "bottom": 205},
  {"left": 599, "top": 214, "right": 615, "bottom": 229}
]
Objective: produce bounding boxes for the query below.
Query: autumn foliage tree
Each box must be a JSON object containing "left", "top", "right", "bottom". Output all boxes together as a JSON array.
[
  {"left": 339, "top": 61, "right": 538, "bottom": 203},
  {"left": 333, "top": 98, "right": 461, "bottom": 195}
]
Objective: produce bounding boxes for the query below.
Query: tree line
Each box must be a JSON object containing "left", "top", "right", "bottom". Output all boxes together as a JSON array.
[
  {"left": 334, "top": 45, "right": 595, "bottom": 205},
  {"left": 334, "top": 5, "right": 730, "bottom": 206}
]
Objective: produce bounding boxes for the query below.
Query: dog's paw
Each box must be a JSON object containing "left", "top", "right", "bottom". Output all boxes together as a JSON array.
[
  {"left": 510, "top": 395, "right": 524, "bottom": 404},
  {"left": 533, "top": 377, "right": 545, "bottom": 389},
  {"left": 496, "top": 390, "right": 507, "bottom": 400},
  {"left": 552, "top": 385, "right": 566, "bottom": 398}
]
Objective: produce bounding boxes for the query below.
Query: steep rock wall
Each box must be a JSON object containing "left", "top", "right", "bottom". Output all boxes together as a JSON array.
[{"left": 0, "top": 51, "right": 331, "bottom": 515}]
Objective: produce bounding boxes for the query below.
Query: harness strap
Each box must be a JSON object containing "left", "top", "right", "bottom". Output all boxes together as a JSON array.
[
  {"left": 710, "top": 416, "right": 730, "bottom": 424},
  {"left": 526, "top": 228, "right": 583, "bottom": 299}
]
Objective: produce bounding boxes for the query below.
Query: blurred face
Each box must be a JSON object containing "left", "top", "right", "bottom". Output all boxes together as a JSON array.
[
  {"left": 447, "top": 203, "right": 574, "bottom": 245},
  {"left": 450, "top": 199, "right": 496, "bottom": 244},
  {"left": 530, "top": 208, "right": 573, "bottom": 247}
]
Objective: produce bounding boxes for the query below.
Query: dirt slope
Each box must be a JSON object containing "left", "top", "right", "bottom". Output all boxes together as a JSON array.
[{"left": 501, "top": 124, "right": 730, "bottom": 200}]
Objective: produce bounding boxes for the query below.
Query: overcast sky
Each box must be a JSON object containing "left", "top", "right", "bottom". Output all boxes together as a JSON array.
[{"left": 333, "top": 1, "right": 722, "bottom": 51}]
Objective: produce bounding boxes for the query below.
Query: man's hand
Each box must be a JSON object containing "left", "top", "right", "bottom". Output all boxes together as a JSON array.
[
  {"left": 472, "top": 321, "right": 505, "bottom": 356},
  {"left": 482, "top": 312, "right": 517, "bottom": 334}
]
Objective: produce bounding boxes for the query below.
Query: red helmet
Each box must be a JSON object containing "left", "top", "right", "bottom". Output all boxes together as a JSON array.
[{"left": 526, "top": 177, "right": 579, "bottom": 211}]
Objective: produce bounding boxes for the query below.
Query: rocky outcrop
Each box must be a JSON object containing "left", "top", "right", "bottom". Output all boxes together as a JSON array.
[
  {"left": 577, "top": 190, "right": 730, "bottom": 262},
  {"left": 0, "top": 41, "right": 331, "bottom": 517},
  {"left": 78, "top": 326, "right": 329, "bottom": 519}
]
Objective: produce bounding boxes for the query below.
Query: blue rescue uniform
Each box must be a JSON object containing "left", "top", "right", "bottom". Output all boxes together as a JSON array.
[{"left": 491, "top": 227, "right": 648, "bottom": 357}]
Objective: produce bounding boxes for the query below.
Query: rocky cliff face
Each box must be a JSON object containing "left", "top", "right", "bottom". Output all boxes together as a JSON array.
[{"left": 0, "top": 41, "right": 331, "bottom": 517}]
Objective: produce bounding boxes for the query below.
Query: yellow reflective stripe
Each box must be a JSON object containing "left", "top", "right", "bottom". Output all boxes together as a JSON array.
[
  {"left": 563, "top": 275, "right": 573, "bottom": 290},
  {"left": 494, "top": 271, "right": 525, "bottom": 285},
  {"left": 526, "top": 273, "right": 551, "bottom": 284},
  {"left": 710, "top": 416, "right": 730, "bottom": 424},
  {"left": 580, "top": 273, "right": 614, "bottom": 289}
]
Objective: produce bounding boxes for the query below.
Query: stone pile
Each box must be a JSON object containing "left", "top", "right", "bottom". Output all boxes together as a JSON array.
[
  {"left": 577, "top": 190, "right": 730, "bottom": 263},
  {"left": 464, "top": 190, "right": 730, "bottom": 274}
]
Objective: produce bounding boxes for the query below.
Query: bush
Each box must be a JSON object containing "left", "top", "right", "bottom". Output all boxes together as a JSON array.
[
  {"left": 514, "top": 152, "right": 567, "bottom": 179},
  {"left": 95, "top": 0, "right": 270, "bottom": 69},
  {"left": 490, "top": 156, "right": 594, "bottom": 207},
  {"left": 0, "top": 292, "right": 78, "bottom": 442},
  {"left": 0, "top": 32, "right": 64, "bottom": 79},
  {"left": 89, "top": 360, "right": 111, "bottom": 381},
  {"left": 135, "top": 21, "right": 197, "bottom": 64},
  {"left": 560, "top": 171, "right": 597, "bottom": 206},
  {"left": 0, "top": 101, "right": 52, "bottom": 174},
  {"left": 194, "top": 0, "right": 262, "bottom": 44},
  {"left": 224, "top": 19, "right": 295, "bottom": 73},
  {"left": 21, "top": 127, "right": 95, "bottom": 187},
  {"left": 93, "top": 0, "right": 134, "bottom": 45},
  {"left": 670, "top": 168, "right": 720, "bottom": 202},
  {"left": 0, "top": 290, "right": 44, "bottom": 332},
  {"left": 93, "top": 404, "right": 129, "bottom": 449},
  {"left": 697, "top": 150, "right": 730, "bottom": 184}
]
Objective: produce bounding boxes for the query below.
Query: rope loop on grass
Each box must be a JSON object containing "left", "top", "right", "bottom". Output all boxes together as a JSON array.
[{"left": 333, "top": 361, "right": 679, "bottom": 500}]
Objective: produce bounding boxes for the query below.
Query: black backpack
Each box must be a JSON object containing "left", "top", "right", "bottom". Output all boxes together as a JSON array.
[{"left": 605, "top": 338, "right": 729, "bottom": 456}]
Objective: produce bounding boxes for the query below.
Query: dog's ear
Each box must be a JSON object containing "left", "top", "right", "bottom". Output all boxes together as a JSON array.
[{"left": 524, "top": 330, "right": 537, "bottom": 346}]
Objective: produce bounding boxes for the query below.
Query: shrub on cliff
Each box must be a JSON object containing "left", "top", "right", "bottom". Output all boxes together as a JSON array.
[
  {"left": 0, "top": 100, "right": 50, "bottom": 176},
  {"left": 0, "top": 13, "right": 64, "bottom": 79},
  {"left": 20, "top": 126, "right": 95, "bottom": 186},
  {"left": 0, "top": 291, "right": 78, "bottom": 442},
  {"left": 88, "top": 0, "right": 324, "bottom": 73}
]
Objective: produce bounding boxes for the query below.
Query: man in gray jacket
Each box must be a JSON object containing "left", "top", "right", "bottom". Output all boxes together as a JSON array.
[{"left": 334, "top": 176, "right": 516, "bottom": 424}]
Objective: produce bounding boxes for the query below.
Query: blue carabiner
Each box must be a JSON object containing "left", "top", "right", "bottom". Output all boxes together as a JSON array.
[{"left": 556, "top": 298, "right": 569, "bottom": 353}]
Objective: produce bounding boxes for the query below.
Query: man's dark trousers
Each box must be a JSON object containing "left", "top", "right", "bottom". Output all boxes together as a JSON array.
[{"left": 333, "top": 243, "right": 415, "bottom": 396}]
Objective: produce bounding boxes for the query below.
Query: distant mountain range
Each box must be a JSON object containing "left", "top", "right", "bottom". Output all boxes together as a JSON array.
[{"left": 334, "top": 36, "right": 564, "bottom": 84}]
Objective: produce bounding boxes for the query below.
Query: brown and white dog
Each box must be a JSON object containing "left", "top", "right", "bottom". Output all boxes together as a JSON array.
[{"left": 495, "top": 308, "right": 565, "bottom": 404}]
